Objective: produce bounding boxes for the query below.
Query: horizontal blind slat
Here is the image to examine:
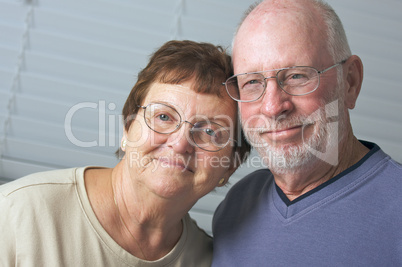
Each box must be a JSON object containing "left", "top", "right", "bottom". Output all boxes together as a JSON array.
[
  {"left": 0, "top": 158, "right": 55, "bottom": 181},
  {"left": 18, "top": 72, "right": 128, "bottom": 104},
  {"left": 3, "top": 137, "right": 118, "bottom": 168},
  {"left": 24, "top": 52, "right": 135, "bottom": 90}
]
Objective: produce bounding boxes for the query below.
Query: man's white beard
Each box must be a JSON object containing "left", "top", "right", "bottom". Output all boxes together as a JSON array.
[{"left": 243, "top": 98, "right": 345, "bottom": 175}]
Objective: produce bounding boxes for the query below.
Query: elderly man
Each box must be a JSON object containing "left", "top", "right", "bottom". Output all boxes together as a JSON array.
[{"left": 212, "top": 0, "right": 402, "bottom": 266}]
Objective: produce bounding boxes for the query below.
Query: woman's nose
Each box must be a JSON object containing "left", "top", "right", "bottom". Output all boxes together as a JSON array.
[{"left": 167, "top": 122, "right": 195, "bottom": 154}]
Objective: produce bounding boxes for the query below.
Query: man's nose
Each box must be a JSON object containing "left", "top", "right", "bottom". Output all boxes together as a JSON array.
[{"left": 259, "top": 77, "right": 294, "bottom": 118}]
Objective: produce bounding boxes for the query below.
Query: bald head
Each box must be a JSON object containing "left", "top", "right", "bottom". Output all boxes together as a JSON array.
[{"left": 232, "top": 0, "right": 351, "bottom": 72}]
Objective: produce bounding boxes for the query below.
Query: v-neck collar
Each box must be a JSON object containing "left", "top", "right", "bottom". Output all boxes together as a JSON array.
[{"left": 270, "top": 141, "right": 382, "bottom": 220}]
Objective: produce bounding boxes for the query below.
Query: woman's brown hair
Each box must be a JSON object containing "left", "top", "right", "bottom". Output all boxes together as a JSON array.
[{"left": 118, "top": 40, "right": 250, "bottom": 164}]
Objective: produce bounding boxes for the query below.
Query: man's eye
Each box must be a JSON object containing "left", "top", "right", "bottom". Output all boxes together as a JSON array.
[
  {"left": 241, "top": 79, "right": 262, "bottom": 90},
  {"left": 247, "top": 79, "right": 260, "bottom": 84},
  {"left": 289, "top": 73, "right": 308, "bottom": 80},
  {"left": 283, "top": 72, "right": 309, "bottom": 85}
]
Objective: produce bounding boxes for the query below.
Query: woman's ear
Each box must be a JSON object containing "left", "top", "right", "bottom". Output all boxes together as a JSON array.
[
  {"left": 217, "top": 154, "right": 239, "bottom": 187},
  {"left": 218, "top": 169, "right": 236, "bottom": 187},
  {"left": 343, "top": 55, "right": 364, "bottom": 109},
  {"left": 217, "top": 177, "right": 227, "bottom": 187},
  {"left": 120, "top": 128, "right": 129, "bottom": 152},
  {"left": 121, "top": 136, "right": 127, "bottom": 152}
]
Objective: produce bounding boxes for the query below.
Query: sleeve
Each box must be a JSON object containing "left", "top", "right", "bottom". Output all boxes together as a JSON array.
[{"left": 0, "top": 194, "right": 17, "bottom": 266}]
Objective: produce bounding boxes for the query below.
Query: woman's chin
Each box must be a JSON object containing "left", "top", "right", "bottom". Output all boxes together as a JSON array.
[{"left": 146, "top": 172, "right": 193, "bottom": 199}]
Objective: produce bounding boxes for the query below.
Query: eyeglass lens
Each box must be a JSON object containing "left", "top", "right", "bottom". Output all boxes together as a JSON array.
[
  {"left": 226, "top": 66, "right": 320, "bottom": 101},
  {"left": 143, "top": 103, "right": 230, "bottom": 151}
]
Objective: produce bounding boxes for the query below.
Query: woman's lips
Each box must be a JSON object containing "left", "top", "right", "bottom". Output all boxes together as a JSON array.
[{"left": 156, "top": 157, "right": 194, "bottom": 173}]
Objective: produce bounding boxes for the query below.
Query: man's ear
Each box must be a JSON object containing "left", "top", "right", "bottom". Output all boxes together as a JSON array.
[{"left": 343, "top": 55, "right": 364, "bottom": 109}]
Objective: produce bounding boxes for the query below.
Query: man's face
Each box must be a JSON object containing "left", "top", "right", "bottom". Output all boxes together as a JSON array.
[{"left": 233, "top": 9, "right": 346, "bottom": 174}]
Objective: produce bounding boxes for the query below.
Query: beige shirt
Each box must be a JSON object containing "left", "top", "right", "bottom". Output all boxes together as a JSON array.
[{"left": 0, "top": 167, "right": 212, "bottom": 267}]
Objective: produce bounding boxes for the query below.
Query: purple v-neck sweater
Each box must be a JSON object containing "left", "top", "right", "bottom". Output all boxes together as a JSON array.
[{"left": 212, "top": 141, "right": 402, "bottom": 266}]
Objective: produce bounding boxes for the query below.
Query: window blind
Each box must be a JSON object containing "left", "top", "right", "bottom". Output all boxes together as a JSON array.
[{"left": 0, "top": 0, "right": 401, "bottom": 234}]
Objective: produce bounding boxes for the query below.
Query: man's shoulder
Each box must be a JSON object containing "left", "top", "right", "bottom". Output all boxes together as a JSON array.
[
  {"left": 218, "top": 169, "right": 273, "bottom": 209},
  {"left": 213, "top": 169, "right": 274, "bottom": 233},
  {"left": 384, "top": 157, "right": 402, "bottom": 174},
  {"left": 362, "top": 141, "right": 402, "bottom": 180},
  {"left": 231, "top": 168, "right": 273, "bottom": 193}
]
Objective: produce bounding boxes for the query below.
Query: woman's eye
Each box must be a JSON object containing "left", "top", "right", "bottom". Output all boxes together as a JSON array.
[
  {"left": 157, "top": 114, "right": 171, "bottom": 121},
  {"left": 205, "top": 128, "right": 216, "bottom": 136}
]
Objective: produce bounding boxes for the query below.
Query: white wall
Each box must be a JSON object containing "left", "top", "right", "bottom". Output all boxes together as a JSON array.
[{"left": 0, "top": 0, "right": 401, "bottom": 234}]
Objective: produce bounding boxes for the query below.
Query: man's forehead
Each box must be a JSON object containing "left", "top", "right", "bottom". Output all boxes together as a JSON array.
[
  {"left": 238, "top": 0, "right": 322, "bottom": 34},
  {"left": 233, "top": 5, "right": 327, "bottom": 66}
]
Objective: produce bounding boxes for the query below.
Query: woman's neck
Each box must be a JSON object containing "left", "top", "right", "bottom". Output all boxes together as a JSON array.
[{"left": 85, "top": 164, "right": 184, "bottom": 260}]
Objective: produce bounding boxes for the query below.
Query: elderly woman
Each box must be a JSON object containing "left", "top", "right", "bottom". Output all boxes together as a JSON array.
[{"left": 0, "top": 40, "right": 250, "bottom": 266}]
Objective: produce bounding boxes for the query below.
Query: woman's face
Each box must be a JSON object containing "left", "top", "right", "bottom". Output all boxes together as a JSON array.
[{"left": 122, "top": 81, "right": 237, "bottom": 203}]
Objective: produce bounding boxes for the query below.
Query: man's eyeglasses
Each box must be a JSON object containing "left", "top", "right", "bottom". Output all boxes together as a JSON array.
[
  {"left": 137, "top": 103, "right": 234, "bottom": 152},
  {"left": 223, "top": 60, "right": 347, "bottom": 102}
]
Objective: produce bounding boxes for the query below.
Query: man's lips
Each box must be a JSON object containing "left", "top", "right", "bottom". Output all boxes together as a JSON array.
[
  {"left": 259, "top": 123, "right": 314, "bottom": 141},
  {"left": 260, "top": 121, "right": 315, "bottom": 134},
  {"left": 265, "top": 125, "right": 302, "bottom": 134}
]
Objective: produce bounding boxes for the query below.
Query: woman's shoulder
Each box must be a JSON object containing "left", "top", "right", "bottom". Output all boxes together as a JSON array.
[
  {"left": 0, "top": 167, "right": 82, "bottom": 198},
  {"left": 177, "top": 214, "right": 212, "bottom": 266},
  {"left": 184, "top": 213, "right": 212, "bottom": 241}
]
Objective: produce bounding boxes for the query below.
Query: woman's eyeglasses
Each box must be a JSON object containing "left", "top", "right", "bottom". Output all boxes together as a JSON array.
[{"left": 137, "top": 103, "right": 235, "bottom": 152}]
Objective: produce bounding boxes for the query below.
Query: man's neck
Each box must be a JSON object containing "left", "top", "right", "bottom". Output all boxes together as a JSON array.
[{"left": 274, "top": 135, "right": 370, "bottom": 201}]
